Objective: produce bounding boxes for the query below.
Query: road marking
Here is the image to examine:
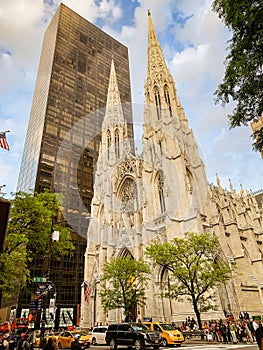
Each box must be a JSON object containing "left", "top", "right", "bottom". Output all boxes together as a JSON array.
[{"left": 166, "top": 344, "right": 256, "bottom": 349}]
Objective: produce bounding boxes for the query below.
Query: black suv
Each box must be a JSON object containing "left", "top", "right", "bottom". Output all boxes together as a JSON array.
[{"left": 105, "top": 322, "right": 162, "bottom": 350}]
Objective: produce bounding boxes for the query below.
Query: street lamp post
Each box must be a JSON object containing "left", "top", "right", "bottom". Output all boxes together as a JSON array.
[{"left": 38, "top": 217, "right": 61, "bottom": 339}]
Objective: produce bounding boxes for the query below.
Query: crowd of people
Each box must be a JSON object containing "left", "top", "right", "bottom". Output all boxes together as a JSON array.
[
  {"left": 203, "top": 318, "right": 258, "bottom": 343},
  {"left": 0, "top": 333, "right": 32, "bottom": 350},
  {"left": 0, "top": 332, "right": 59, "bottom": 350},
  {"left": 0, "top": 332, "right": 85, "bottom": 350},
  {"left": 177, "top": 313, "right": 261, "bottom": 345}
]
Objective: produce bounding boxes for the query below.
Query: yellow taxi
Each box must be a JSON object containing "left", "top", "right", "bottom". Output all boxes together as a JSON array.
[
  {"left": 57, "top": 330, "right": 91, "bottom": 349},
  {"left": 143, "top": 322, "right": 184, "bottom": 347}
]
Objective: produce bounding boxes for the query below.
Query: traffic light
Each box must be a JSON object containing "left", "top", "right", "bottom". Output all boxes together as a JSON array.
[{"left": 28, "top": 313, "right": 35, "bottom": 322}]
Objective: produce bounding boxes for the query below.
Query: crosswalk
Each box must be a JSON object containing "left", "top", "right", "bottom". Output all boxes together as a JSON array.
[{"left": 166, "top": 345, "right": 256, "bottom": 349}]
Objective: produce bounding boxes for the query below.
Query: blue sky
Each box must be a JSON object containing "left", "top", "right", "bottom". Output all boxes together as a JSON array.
[{"left": 0, "top": 0, "right": 262, "bottom": 198}]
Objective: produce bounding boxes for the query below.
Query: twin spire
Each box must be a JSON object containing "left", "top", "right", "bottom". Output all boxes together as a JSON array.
[{"left": 103, "top": 10, "right": 187, "bottom": 131}]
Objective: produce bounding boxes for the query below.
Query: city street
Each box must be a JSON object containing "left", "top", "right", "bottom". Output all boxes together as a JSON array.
[
  {"left": 174, "top": 346, "right": 257, "bottom": 349},
  {"left": 89, "top": 344, "right": 259, "bottom": 350}
]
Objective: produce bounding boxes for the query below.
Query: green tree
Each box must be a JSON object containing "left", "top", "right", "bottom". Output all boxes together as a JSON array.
[
  {"left": 0, "top": 190, "right": 75, "bottom": 301},
  {"left": 100, "top": 257, "right": 151, "bottom": 319},
  {"left": 145, "top": 232, "right": 233, "bottom": 330},
  {"left": 212, "top": 0, "right": 263, "bottom": 152}
]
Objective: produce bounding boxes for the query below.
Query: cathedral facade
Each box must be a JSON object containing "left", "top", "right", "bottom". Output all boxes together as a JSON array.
[{"left": 81, "top": 12, "right": 263, "bottom": 328}]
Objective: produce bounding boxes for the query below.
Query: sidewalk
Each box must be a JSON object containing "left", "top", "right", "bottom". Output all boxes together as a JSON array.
[{"left": 184, "top": 337, "right": 257, "bottom": 346}]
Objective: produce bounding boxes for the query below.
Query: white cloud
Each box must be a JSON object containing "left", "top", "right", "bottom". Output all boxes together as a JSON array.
[
  {"left": 206, "top": 125, "right": 262, "bottom": 191},
  {"left": 60, "top": 0, "right": 98, "bottom": 22},
  {"left": 98, "top": 0, "right": 122, "bottom": 20},
  {"left": 61, "top": 0, "right": 122, "bottom": 23}
]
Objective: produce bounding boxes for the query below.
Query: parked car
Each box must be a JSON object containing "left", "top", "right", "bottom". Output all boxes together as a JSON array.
[
  {"left": 142, "top": 322, "right": 184, "bottom": 347},
  {"left": 91, "top": 326, "right": 108, "bottom": 345},
  {"left": 105, "top": 322, "right": 162, "bottom": 350},
  {"left": 57, "top": 330, "right": 91, "bottom": 349}
]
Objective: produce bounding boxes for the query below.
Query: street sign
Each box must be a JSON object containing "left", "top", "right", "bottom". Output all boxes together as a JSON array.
[{"left": 33, "top": 277, "right": 47, "bottom": 282}]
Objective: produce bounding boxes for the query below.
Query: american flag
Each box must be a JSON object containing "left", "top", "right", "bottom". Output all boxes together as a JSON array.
[
  {"left": 0, "top": 132, "right": 10, "bottom": 151},
  {"left": 83, "top": 281, "right": 92, "bottom": 303}
]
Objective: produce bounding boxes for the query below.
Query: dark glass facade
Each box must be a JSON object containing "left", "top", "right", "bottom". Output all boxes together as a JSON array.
[{"left": 16, "top": 3, "right": 132, "bottom": 325}]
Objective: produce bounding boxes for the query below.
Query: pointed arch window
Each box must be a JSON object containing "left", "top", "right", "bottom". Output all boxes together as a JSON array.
[
  {"left": 154, "top": 86, "right": 162, "bottom": 119},
  {"left": 120, "top": 177, "right": 138, "bottom": 213},
  {"left": 157, "top": 172, "right": 165, "bottom": 213},
  {"left": 118, "top": 248, "right": 134, "bottom": 260},
  {"left": 119, "top": 177, "right": 138, "bottom": 229},
  {"left": 115, "top": 129, "right": 120, "bottom": 159},
  {"left": 160, "top": 267, "right": 170, "bottom": 289},
  {"left": 164, "top": 85, "right": 172, "bottom": 117},
  {"left": 107, "top": 130, "right": 111, "bottom": 160}
]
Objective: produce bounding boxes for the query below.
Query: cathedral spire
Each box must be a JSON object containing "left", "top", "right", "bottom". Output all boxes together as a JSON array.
[
  {"left": 103, "top": 57, "right": 123, "bottom": 129},
  {"left": 100, "top": 57, "right": 130, "bottom": 165},
  {"left": 147, "top": 10, "right": 168, "bottom": 80},
  {"left": 145, "top": 11, "right": 188, "bottom": 124}
]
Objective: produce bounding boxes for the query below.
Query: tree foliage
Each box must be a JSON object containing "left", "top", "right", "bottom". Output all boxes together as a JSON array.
[
  {"left": 145, "top": 232, "right": 233, "bottom": 329},
  {"left": 212, "top": 0, "right": 263, "bottom": 152},
  {"left": 99, "top": 257, "right": 151, "bottom": 318},
  {"left": 0, "top": 190, "right": 75, "bottom": 300}
]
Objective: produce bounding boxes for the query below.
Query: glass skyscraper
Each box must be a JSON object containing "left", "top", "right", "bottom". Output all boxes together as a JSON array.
[{"left": 16, "top": 3, "right": 132, "bottom": 326}]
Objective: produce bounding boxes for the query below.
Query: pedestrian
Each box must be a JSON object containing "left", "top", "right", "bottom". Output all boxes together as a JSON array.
[
  {"left": 236, "top": 321, "right": 243, "bottom": 342},
  {"left": 52, "top": 337, "right": 58, "bottom": 350},
  {"left": 229, "top": 321, "right": 238, "bottom": 344},
  {"left": 40, "top": 337, "right": 47, "bottom": 350},
  {"left": 190, "top": 318, "right": 196, "bottom": 330},
  {"left": 255, "top": 324, "right": 263, "bottom": 350},
  {"left": 228, "top": 313, "right": 234, "bottom": 322},
  {"left": 220, "top": 323, "right": 228, "bottom": 343},
  {"left": 211, "top": 321, "right": 219, "bottom": 342},
  {"left": 2, "top": 335, "right": 9, "bottom": 350},
  {"left": 226, "top": 322, "right": 232, "bottom": 343},
  {"left": 248, "top": 319, "right": 256, "bottom": 341},
  {"left": 8, "top": 335, "right": 16, "bottom": 350},
  {"left": 43, "top": 338, "right": 54, "bottom": 350},
  {"left": 254, "top": 319, "right": 260, "bottom": 333},
  {"left": 21, "top": 335, "right": 30, "bottom": 350},
  {"left": 16, "top": 335, "right": 24, "bottom": 350},
  {"left": 71, "top": 334, "right": 82, "bottom": 350}
]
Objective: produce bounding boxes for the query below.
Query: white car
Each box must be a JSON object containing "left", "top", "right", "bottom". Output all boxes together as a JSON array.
[{"left": 91, "top": 326, "right": 108, "bottom": 345}]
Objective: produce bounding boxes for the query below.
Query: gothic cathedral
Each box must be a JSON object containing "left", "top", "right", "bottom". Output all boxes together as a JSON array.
[{"left": 81, "top": 12, "right": 263, "bottom": 327}]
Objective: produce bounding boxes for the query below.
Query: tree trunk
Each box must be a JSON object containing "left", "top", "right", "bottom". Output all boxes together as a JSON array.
[{"left": 192, "top": 299, "right": 202, "bottom": 330}]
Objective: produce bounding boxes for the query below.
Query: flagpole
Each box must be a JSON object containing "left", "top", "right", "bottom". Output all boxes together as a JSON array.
[{"left": 0, "top": 130, "right": 10, "bottom": 133}]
